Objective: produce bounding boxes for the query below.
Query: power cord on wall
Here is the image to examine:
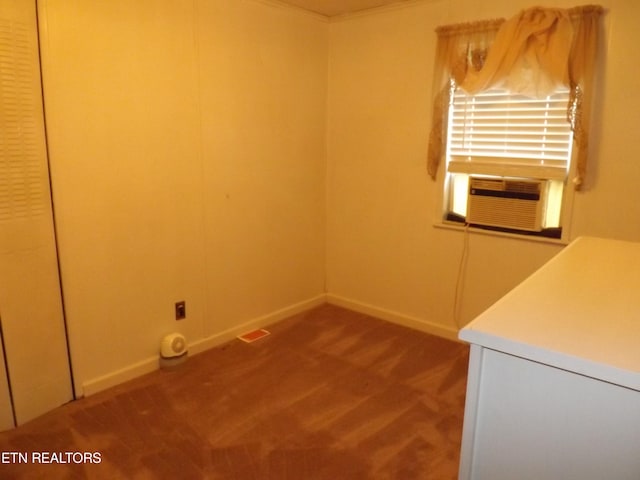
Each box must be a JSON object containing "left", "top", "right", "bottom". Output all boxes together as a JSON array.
[{"left": 453, "top": 224, "right": 470, "bottom": 329}]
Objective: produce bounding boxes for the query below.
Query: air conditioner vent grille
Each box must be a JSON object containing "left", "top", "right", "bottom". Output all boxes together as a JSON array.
[
  {"left": 469, "top": 178, "right": 503, "bottom": 191},
  {"left": 467, "top": 177, "right": 545, "bottom": 232},
  {"left": 469, "top": 178, "right": 541, "bottom": 194},
  {"left": 468, "top": 196, "right": 540, "bottom": 230},
  {"left": 504, "top": 180, "right": 541, "bottom": 194}
]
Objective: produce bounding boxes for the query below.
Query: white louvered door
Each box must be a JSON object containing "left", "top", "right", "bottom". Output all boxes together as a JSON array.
[{"left": 0, "top": 0, "right": 73, "bottom": 428}]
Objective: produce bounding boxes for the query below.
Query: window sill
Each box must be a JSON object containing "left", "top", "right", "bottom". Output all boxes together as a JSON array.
[{"left": 433, "top": 221, "right": 570, "bottom": 246}]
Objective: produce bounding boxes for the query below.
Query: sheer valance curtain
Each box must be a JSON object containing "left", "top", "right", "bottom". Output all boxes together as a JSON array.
[{"left": 427, "top": 5, "right": 604, "bottom": 189}]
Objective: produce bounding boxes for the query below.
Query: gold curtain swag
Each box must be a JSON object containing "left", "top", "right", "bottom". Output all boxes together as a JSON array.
[{"left": 426, "top": 5, "right": 604, "bottom": 189}]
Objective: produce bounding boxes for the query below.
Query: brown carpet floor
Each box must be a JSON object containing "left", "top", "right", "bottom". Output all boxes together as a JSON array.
[{"left": 0, "top": 304, "right": 469, "bottom": 479}]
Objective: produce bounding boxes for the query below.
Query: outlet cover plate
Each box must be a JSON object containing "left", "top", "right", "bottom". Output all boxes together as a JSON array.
[{"left": 175, "top": 301, "right": 186, "bottom": 320}]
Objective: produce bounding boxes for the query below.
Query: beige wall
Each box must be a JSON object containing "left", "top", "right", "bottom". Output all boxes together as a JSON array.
[
  {"left": 326, "top": 0, "right": 636, "bottom": 336},
  {"left": 35, "top": 0, "right": 639, "bottom": 396},
  {"left": 39, "top": 0, "right": 327, "bottom": 395}
]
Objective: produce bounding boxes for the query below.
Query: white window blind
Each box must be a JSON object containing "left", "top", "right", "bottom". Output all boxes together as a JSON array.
[{"left": 446, "top": 87, "right": 573, "bottom": 180}]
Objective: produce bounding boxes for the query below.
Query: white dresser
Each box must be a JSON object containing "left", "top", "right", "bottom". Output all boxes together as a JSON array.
[{"left": 458, "top": 236, "right": 640, "bottom": 480}]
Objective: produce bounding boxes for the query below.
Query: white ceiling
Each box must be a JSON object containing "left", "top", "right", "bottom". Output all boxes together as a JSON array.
[{"left": 276, "top": 0, "right": 408, "bottom": 17}]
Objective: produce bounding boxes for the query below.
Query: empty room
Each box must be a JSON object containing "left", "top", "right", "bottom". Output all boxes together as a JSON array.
[{"left": 0, "top": 0, "right": 638, "bottom": 478}]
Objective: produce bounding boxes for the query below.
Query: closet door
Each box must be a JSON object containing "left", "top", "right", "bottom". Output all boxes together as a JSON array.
[
  {"left": 0, "top": 0, "right": 73, "bottom": 428},
  {"left": 0, "top": 343, "right": 13, "bottom": 430}
]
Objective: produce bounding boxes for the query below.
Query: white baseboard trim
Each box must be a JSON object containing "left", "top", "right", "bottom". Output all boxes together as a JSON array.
[
  {"left": 188, "top": 294, "right": 327, "bottom": 355},
  {"left": 326, "top": 294, "right": 460, "bottom": 342},
  {"left": 82, "top": 357, "right": 159, "bottom": 397},
  {"left": 81, "top": 294, "right": 327, "bottom": 397}
]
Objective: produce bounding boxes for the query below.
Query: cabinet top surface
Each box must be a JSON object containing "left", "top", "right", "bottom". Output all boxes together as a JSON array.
[{"left": 459, "top": 236, "right": 640, "bottom": 391}]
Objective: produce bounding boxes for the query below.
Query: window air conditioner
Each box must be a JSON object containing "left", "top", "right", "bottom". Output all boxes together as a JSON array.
[{"left": 467, "top": 177, "right": 545, "bottom": 232}]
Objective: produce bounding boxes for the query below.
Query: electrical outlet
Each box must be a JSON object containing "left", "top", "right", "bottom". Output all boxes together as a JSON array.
[{"left": 175, "top": 301, "right": 186, "bottom": 320}]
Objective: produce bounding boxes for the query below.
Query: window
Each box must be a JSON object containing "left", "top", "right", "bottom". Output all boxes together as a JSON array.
[
  {"left": 443, "top": 84, "right": 575, "bottom": 238},
  {"left": 427, "top": 5, "right": 604, "bottom": 241}
]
